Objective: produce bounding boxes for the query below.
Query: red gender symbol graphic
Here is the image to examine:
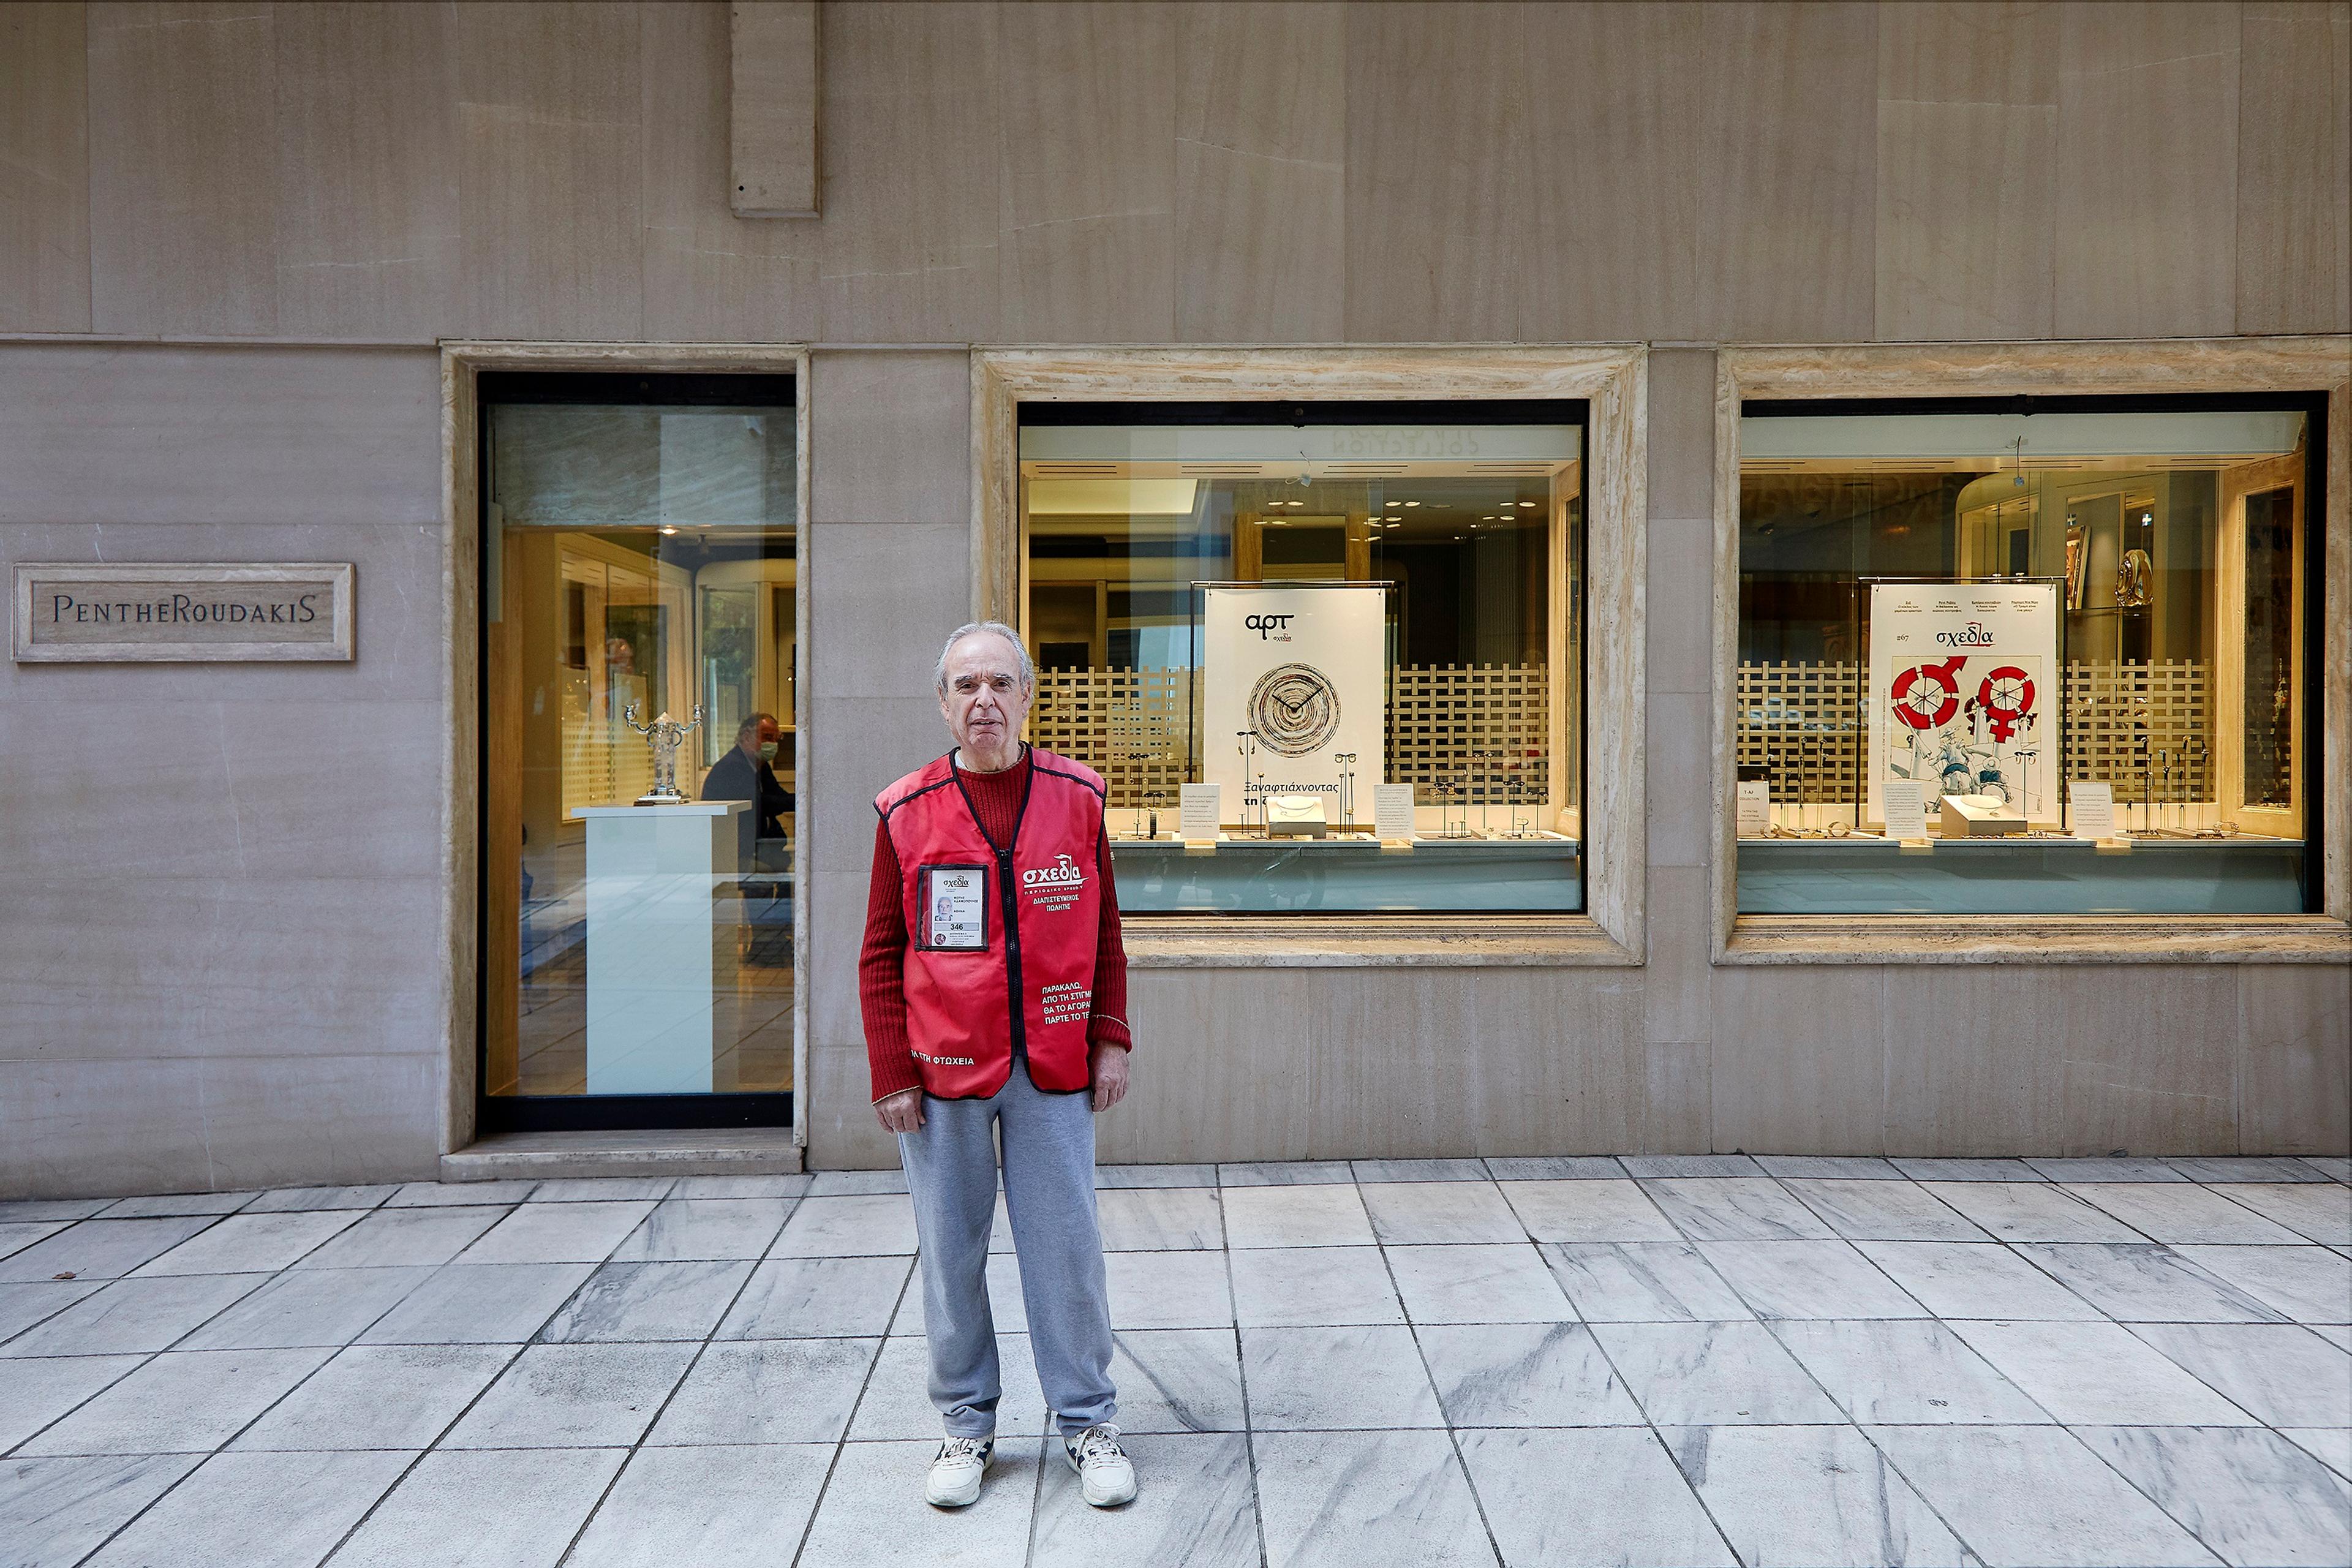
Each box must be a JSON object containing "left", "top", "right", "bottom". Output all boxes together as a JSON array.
[
  {"left": 1975, "top": 666, "right": 2035, "bottom": 743},
  {"left": 1890, "top": 656, "right": 1967, "bottom": 731}
]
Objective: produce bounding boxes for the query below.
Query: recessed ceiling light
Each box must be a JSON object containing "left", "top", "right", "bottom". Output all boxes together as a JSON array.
[
  {"left": 658, "top": 525, "right": 678, "bottom": 535},
  {"left": 1518, "top": 501, "right": 1536, "bottom": 508},
  {"left": 1403, "top": 500, "right": 1420, "bottom": 507}
]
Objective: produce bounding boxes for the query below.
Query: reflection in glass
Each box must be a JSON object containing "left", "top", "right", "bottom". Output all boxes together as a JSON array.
[{"left": 484, "top": 393, "right": 796, "bottom": 1099}]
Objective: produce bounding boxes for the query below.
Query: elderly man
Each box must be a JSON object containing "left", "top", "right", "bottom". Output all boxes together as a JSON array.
[
  {"left": 701, "top": 712, "right": 794, "bottom": 840},
  {"left": 859, "top": 620, "right": 1137, "bottom": 1510}
]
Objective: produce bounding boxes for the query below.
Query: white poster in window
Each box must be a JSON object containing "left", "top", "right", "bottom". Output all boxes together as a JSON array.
[
  {"left": 1178, "top": 782, "right": 1223, "bottom": 843},
  {"left": 1867, "top": 582, "right": 2059, "bottom": 828},
  {"left": 1372, "top": 782, "right": 1417, "bottom": 842},
  {"left": 1202, "top": 585, "right": 1385, "bottom": 813},
  {"left": 2070, "top": 780, "right": 2116, "bottom": 841}
]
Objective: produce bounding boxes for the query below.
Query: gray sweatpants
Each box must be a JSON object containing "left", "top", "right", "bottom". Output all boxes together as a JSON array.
[{"left": 897, "top": 1068, "right": 1117, "bottom": 1439}]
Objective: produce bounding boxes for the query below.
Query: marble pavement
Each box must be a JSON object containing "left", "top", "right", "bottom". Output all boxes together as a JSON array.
[{"left": 2, "top": 1156, "right": 2346, "bottom": 1567}]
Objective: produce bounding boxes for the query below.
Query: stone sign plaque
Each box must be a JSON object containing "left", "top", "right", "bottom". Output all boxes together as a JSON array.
[{"left": 13, "top": 563, "right": 355, "bottom": 662}]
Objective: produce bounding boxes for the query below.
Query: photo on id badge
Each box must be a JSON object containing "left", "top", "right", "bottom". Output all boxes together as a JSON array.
[{"left": 920, "top": 864, "right": 989, "bottom": 951}]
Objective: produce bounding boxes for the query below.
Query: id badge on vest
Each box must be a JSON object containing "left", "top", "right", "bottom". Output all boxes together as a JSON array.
[{"left": 918, "top": 863, "right": 989, "bottom": 952}]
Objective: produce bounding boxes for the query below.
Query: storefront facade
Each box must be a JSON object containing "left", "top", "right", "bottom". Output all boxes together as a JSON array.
[{"left": 2, "top": 1, "right": 2345, "bottom": 1196}]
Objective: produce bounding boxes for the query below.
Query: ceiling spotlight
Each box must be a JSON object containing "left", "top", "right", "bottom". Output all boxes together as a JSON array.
[
  {"left": 1518, "top": 501, "right": 1536, "bottom": 508},
  {"left": 658, "top": 525, "right": 678, "bottom": 535},
  {"left": 1403, "top": 500, "right": 1421, "bottom": 507}
]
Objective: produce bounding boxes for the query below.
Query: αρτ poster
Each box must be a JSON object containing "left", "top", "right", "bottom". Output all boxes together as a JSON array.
[
  {"left": 1201, "top": 585, "right": 1385, "bottom": 815},
  {"left": 1867, "top": 581, "right": 2059, "bottom": 826}
]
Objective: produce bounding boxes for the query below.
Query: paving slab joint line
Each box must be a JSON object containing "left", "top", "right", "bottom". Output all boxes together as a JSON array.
[
  {"left": 785, "top": 1248, "right": 919, "bottom": 1568},
  {"left": 1373, "top": 1233, "right": 1512, "bottom": 1567}
]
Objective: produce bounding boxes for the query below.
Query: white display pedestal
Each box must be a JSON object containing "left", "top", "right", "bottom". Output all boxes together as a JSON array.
[{"left": 571, "top": 802, "right": 751, "bottom": 1095}]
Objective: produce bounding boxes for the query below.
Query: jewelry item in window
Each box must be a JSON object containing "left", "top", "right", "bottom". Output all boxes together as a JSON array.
[
  {"left": 623, "top": 703, "right": 703, "bottom": 806},
  {"left": 1827, "top": 820, "right": 1851, "bottom": 839},
  {"left": 2116, "top": 548, "right": 2152, "bottom": 608}
]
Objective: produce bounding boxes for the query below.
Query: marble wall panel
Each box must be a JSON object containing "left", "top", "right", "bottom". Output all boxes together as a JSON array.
[
  {"left": 1104, "top": 969, "right": 1317, "bottom": 1165},
  {"left": 0, "top": 344, "right": 442, "bottom": 527},
  {"left": 0, "top": 875, "right": 446, "bottom": 1063},
  {"left": 1458, "top": 972, "right": 1649, "bottom": 1156},
  {"left": 1647, "top": 349, "right": 1717, "bottom": 526},
  {"left": 2054, "top": 2, "right": 2242, "bottom": 339},
  {"left": 802, "top": 696, "right": 954, "bottom": 877},
  {"left": 1645, "top": 869, "right": 1712, "bottom": 1045},
  {"left": 805, "top": 868, "right": 880, "bottom": 1052},
  {"left": 1646, "top": 519, "right": 1714, "bottom": 697},
  {"left": 805, "top": 1042, "right": 900, "bottom": 1169},
  {"left": 1523, "top": 1, "right": 1706, "bottom": 342},
  {"left": 1646, "top": 692, "right": 1711, "bottom": 872},
  {"left": 1712, "top": 965, "right": 1888, "bottom": 1153},
  {"left": 807, "top": 352, "right": 971, "bottom": 526},
  {"left": 0, "top": 2, "right": 91, "bottom": 331},
  {"left": 1340, "top": 2, "right": 1536, "bottom": 343},
  {"left": 453, "top": 2, "right": 644, "bottom": 341},
  {"left": 1170, "top": 2, "right": 1346, "bottom": 344},
  {"left": 0, "top": 1052, "right": 442, "bottom": 1199},
  {"left": 815, "top": 1, "right": 1003, "bottom": 343},
  {"left": 0, "top": 697, "right": 446, "bottom": 882},
  {"left": 805, "top": 524, "right": 970, "bottom": 703},
  {"left": 995, "top": 2, "right": 1178, "bottom": 342},
  {"left": 1874, "top": 2, "right": 2059, "bottom": 342},
  {"left": 2238, "top": 965, "right": 2352, "bottom": 1155},
  {"left": 1881, "top": 967, "right": 2071, "bottom": 1156},
  {"left": 1693, "top": 2, "right": 1880, "bottom": 342},
  {"left": 639, "top": 0, "right": 820, "bottom": 342},
  {"left": 2051, "top": 966, "right": 2241, "bottom": 1155},
  {"left": 1643, "top": 1038, "right": 1713, "bottom": 1153},
  {"left": 86, "top": 1, "right": 279, "bottom": 335},
  {"left": 271, "top": 2, "right": 459, "bottom": 342},
  {"left": 2234, "top": 0, "right": 2352, "bottom": 334}
]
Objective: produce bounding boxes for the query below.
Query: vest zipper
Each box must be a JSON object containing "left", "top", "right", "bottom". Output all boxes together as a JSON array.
[{"left": 997, "top": 846, "right": 1027, "bottom": 1069}]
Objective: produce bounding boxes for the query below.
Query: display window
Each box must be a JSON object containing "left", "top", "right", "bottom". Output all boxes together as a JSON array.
[
  {"left": 478, "top": 372, "right": 797, "bottom": 1124},
  {"left": 1017, "top": 401, "right": 1586, "bottom": 915},
  {"left": 1735, "top": 396, "right": 2324, "bottom": 916}
]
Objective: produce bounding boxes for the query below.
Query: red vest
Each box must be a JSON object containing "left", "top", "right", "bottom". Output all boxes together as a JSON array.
[{"left": 876, "top": 747, "right": 1106, "bottom": 1099}]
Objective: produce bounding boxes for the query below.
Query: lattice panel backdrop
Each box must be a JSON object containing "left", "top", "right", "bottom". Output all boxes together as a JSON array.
[
  {"left": 1030, "top": 665, "right": 1554, "bottom": 809},
  {"left": 1030, "top": 669, "right": 1191, "bottom": 810},
  {"left": 1389, "top": 665, "right": 1551, "bottom": 804},
  {"left": 2063, "top": 660, "right": 2211, "bottom": 800},
  {"left": 1735, "top": 659, "right": 2213, "bottom": 805},
  {"left": 1736, "top": 662, "right": 1863, "bottom": 804}
]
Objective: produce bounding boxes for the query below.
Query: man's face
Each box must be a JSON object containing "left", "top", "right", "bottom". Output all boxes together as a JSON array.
[
  {"left": 743, "top": 717, "right": 780, "bottom": 758},
  {"left": 938, "top": 632, "right": 1032, "bottom": 756}
]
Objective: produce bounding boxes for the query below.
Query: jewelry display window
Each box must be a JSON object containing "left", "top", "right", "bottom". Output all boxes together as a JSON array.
[
  {"left": 1732, "top": 397, "right": 2324, "bottom": 917},
  {"left": 1016, "top": 401, "right": 1587, "bottom": 916}
]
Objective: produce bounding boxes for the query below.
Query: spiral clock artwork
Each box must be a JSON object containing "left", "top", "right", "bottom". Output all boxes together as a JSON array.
[{"left": 1246, "top": 663, "right": 1343, "bottom": 756}]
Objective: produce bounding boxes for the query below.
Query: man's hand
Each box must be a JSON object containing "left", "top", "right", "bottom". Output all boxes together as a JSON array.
[
  {"left": 1090, "top": 1043, "right": 1130, "bottom": 1113},
  {"left": 875, "top": 1088, "right": 925, "bottom": 1135}
]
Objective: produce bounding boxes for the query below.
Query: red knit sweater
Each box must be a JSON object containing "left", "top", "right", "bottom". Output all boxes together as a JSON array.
[{"left": 859, "top": 752, "right": 1131, "bottom": 1103}]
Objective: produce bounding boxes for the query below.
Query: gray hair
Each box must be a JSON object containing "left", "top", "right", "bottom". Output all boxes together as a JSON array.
[{"left": 933, "top": 620, "right": 1035, "bottom": 695}]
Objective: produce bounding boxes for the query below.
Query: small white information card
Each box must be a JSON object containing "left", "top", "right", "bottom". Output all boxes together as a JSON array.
[
  {"left": 1178, "top": 783, "right": 1222, "bottom": 844},
  {"left": 1882, "top": 779, "right": 1929, "bottom": 842},
  {"left": 2070, "top": 781, "right": 2115, "bottom": 841},
  {"left": 1372, "top": 783, "right": 1417, "bottom": 842},
  {"left": 1735, "top": 779, "right": 1770, "bottom": 838}
]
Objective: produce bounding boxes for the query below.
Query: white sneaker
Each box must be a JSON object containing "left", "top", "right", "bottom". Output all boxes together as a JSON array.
[
  {"left": 1063, "top": 1423, "right": 1136, "bottom": 1507},
  {"left": 925, "top": 1435, "right": 993, "bottom": 1507}
]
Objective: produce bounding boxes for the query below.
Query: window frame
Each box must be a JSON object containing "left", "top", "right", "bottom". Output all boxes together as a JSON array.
[
  {"left": 443, "top": 342, "right": 813, "bottom": 1152},
  {"left": 974, "top": 347, "right": 1648, "bottom": 967},
  {"left": 1711, "top": 339, "right": 2352, "bottom": 965}
]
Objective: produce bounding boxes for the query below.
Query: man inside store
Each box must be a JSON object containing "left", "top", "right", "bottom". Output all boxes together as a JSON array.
[
  {"left": 861, "top": 620, "right": 1137, "bottom": 1511},
  {"left": 701, "top": 711, "right": 794, "bottom": 840}
]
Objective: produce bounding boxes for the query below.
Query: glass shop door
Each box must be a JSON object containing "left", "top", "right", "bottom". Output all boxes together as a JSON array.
[{"left": 479, "top": 373, "right": 798, "bottom": 1131}]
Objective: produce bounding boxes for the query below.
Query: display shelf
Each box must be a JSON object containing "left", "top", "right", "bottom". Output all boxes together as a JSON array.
[
  {"left": 1735, "top": 834, "right": 2305, "bottom": 915},
  {"left": 1110, "top": 833, "right": 1582, "bottom": 914}
]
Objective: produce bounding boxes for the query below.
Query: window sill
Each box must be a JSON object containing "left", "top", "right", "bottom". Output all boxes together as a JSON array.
[
  {"left": 1122, "top": 913, "right": 1638, "bottom": 968},
  {"left": 1720, "top": 914, "right": 2352, "bottom": 965}
]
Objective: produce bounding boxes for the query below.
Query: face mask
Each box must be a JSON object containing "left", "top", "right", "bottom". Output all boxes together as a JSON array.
[{"left": 758, "top": 741, "right": 779, "bottom": 763}]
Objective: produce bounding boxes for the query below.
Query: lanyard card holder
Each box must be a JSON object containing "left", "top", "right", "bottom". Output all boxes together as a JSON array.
[{"left": 918, "top": 863, "right": 990, "bottom": 952}]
